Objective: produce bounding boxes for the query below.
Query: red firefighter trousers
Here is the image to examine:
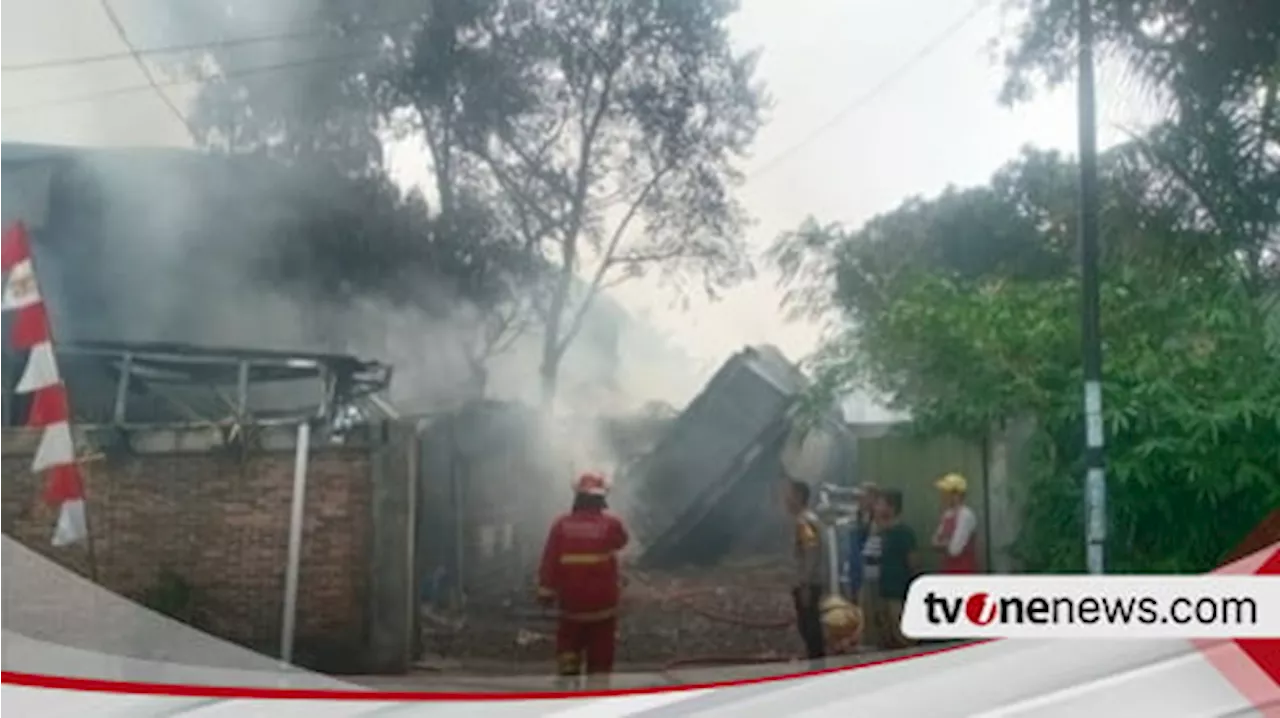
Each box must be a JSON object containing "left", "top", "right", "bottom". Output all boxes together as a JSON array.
[{"left": 555, "top": 616, "right": 617, "bottom": 677}]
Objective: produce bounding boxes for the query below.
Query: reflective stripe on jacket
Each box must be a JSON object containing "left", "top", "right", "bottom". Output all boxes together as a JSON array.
[{"left": 538, "top": 508, "right": 629, "bottom": 617}]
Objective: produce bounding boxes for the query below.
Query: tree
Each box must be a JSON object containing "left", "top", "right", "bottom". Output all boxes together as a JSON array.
[
  {"left": 457, "top": 0, "right": 764, "bottom": 406},
  {"left": 1000, "top": 0, "right": 1279, "bottom": 107},
  {"left": 772, "top": 147, "right": 1280, "bottom": 572},
  {"left": 998, "top": 0, "right": 1280, "bottom": 284},
  {"left": 142, "top": 0, "right": 550, "bottom": 396},
  {"left": 144, "top": 0, "right": 765, "bottom": 408}
]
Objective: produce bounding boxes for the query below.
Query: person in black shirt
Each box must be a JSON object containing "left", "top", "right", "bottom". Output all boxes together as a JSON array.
[{"left": 864, "top": 488, "right": 918, "bottom": 650}]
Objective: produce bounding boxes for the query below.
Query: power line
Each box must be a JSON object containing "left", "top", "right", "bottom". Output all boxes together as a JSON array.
[
  {"left": 1, "top": 49, "right": 370, "bottom": 114},
  {"left": 745, "top": 0, "right": 992, "bottom": 181},
  {"left": 4, "top": 1, "right": 990, "bottom": 160},
  {"left": 1, "top": 14, "right": 573, "bottom": 114},
  {"left": 1, "top": 19, "right": 405, "bottom": 74},
  {"left": 96, "top": 0, "right": 200, "bottom": 141}
]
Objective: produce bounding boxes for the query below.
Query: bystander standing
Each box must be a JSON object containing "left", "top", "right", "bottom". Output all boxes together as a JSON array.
[
  {"left": 859, "top": 488, "right": 918, "bottom": 650},
  {"left": 931, "top": 473, "right": 979, "bottom": 574}
]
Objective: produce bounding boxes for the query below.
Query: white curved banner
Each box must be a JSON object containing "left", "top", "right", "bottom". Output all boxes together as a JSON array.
[{"left": 3, "top": 536, "right": 1277, "bottom": 716}]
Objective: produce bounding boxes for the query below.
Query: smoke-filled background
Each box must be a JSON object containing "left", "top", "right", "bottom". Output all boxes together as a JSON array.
[
  {"left": 1, "top": 0, "right": 1126, "bottom": 427},
  {"left": 0, "top": 1, "right": 742, "bottom": 542},
  {"left": 2, "top": 0, "right": 1152, "bottom": 526},
  {"left": 4, "top": 0, "right": 708, "bottom": 415}
]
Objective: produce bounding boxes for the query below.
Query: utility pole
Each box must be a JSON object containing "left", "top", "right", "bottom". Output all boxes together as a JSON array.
[{"left": 1076, "top": 0, "right": 1106, "bottom": 575}]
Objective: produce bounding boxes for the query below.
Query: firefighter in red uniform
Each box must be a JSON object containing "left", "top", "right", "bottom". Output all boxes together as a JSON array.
[{"left": 536, "top": 472, "right": 629, "bottom": 690}]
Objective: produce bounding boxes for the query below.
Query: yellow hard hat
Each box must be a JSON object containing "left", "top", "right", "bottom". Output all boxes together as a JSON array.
[{"left": 935, "top": 473, "right": 968, "bottom": 493}]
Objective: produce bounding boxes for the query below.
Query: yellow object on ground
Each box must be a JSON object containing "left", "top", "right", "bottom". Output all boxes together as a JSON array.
[{"left": 819, "top": 594, "right": 862, "bottom": 651}]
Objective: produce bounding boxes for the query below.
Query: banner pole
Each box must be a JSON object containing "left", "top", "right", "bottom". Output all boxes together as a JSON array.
[{"left": 280, "top": 420, "right": 311, "bottom": 664}]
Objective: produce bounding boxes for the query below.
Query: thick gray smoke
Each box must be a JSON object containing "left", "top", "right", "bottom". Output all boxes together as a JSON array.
[{"left": 6, "top": 0, "right": 710, "bottom": 540}]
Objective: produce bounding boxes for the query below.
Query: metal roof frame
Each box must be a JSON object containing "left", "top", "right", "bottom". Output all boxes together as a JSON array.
[{"left": 4, "top": 339, "right": 392, "bottom": 428}]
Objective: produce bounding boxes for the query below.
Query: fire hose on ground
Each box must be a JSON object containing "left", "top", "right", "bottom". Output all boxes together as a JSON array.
[
  {"left": 619, "top": 572, "right": 860, "bottom": 678},
  {"left": 623, "top": 484, "right": 868, "bottom": 676},
  {"left": 422, "top": 576, "right": 862, "bottom": 686},
  {"left": 427, "top": 484, "right": 868, "bottom": 683}
]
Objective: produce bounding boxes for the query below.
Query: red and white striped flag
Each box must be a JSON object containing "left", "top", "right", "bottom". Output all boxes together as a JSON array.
[{"left": 3, "top": 222, "right": 88, "bottom": 547}]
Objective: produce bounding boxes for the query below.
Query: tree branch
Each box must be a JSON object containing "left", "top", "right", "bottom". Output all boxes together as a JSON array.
[
  {"left": 541, "top": 40, "right": 624, "bottom": 367},
  {"left": 555, "top": 165, "right": 670, "bottom": 355},
  {"left": 1129, "top": 129, "right": 1231, "bottom": 237},
  {"left": 497, "top": 116, "right": 574, "bottom": 199},
  {"left": 473, "top": 145, "right": 567, "bottom": 236}
]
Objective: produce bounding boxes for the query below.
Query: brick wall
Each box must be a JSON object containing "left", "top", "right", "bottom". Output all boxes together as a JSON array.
[{"left": 1, "top": 426, "right": 374, "bottom": 670}]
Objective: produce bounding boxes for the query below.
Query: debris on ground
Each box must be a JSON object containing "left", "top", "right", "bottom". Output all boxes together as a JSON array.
[{"left": 420, "top": 559, "right": 810, "bottom": 667}]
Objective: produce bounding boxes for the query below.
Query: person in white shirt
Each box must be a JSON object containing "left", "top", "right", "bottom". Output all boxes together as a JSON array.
[{"left": 931, "top": 473, "right": 979, "bottom": 574}]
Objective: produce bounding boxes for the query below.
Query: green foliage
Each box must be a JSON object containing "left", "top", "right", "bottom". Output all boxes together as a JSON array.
[
  {"left": 775, "top": 142, "right": 1280, "bottom": 573},
  {"left": 826, "top": 259, "right": 1280, "bottom": 573},
  {"left": 999, "top": 0, "right": 1279, "bottom": 115},
  {"left": 999, "top": 0, "right": 1280, "bottom": 275},
  {"left": 143, "top": 0, "right": 766, "bottom": 405}
]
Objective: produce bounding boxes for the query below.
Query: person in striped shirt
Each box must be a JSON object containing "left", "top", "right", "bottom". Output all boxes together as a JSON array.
[{"left": 843, "top": 482, "right": 879, "bottom": 603}]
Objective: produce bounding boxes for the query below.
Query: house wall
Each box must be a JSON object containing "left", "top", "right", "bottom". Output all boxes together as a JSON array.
[
  {"left": 1, "top": 424, "right": 383, "bottom": 671},
  {"left": 849, "top": 421, "right": 1041, "bottom": 574},
  {"left": 851, "top": 428, "right": 989, "bottom": 573}
]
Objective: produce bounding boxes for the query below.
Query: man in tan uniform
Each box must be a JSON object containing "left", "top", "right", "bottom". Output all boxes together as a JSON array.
[{"left": 784, "top": 479, "right": 828, "bottom": 663}]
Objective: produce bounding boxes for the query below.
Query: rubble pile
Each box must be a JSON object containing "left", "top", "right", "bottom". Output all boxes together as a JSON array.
[
  {"left": 418, "top": 559, "right": 806, "bottom": 669},
  {"left": 617, "top": 560, "right": 799, "bottom": 664}
]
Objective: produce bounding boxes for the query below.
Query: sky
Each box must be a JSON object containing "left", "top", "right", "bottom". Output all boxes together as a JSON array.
[{"left": 1, "top": 0, "right": 1154, "bottom": 420}]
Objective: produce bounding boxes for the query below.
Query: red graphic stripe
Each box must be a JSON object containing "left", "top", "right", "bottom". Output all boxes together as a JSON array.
[
  {"left": 1224, "top": 509, "right": 1280, "bottom": 565},
  {"left": 1195, "top": 542, "right": 1280, "bottom": 711},
  {"left": 4, "top": 544, "right": 1277, "bottom": 703},
  {"left": 1234, "top": 548, "right": 1280, "bottom": 686},
  {"left": 0, "top": 641, "right": 988, "bottom": 702}
]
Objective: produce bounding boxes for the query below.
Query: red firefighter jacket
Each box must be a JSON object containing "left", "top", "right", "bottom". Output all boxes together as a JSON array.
[{"left": 537, "top": 508, "right": 629, "bottom": 621}]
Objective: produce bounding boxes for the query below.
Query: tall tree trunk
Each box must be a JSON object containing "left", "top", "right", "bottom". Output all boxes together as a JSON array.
[
  {"left": 539, "top": 359, "right": 559, "bottom": 411},
  {"left": 466, "top": 353, "right": 488, "bottom": 402},
  {"left": 539, "top": 234, "right": 578, "bottom": 410}
]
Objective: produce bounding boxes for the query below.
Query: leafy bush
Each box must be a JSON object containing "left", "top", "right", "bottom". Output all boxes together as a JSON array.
[{"left": 814, "top": 262, "right": 1280, "bottom": 573}]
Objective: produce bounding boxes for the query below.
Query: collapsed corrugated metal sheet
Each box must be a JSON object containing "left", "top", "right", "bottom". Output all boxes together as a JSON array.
[{"left": 628, "top": 346, "right": 856, "bottom": 568}]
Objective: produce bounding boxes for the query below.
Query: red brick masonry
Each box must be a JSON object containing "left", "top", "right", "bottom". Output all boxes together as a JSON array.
[{"left": 2, "top": 429, "right": 373, "bottom": 667}]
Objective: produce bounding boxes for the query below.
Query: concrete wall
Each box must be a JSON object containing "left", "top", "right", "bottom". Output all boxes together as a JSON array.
[
  {"left": 985, "top": 416, "right": 1036, "bottom": 573},
  {"left": 852, "top": 429, "right": 988, "bottom": 573},
  {"left": 850, "top": 420, "right": 1037, "bottom": 575},
  {"left": 1, "top": 422, "right": 415, "bottom": 673}
]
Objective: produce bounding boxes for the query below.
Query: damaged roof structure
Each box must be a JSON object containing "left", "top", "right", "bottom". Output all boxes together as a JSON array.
[
  {"left": 3, "top": 338, "right": 391, "bottom": 430},
  {"left": 1, "top": 142, "right": 397, "bottom": 432},
  {"left": 627, "top": 345, "right": 857, "bottom": 568}
]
